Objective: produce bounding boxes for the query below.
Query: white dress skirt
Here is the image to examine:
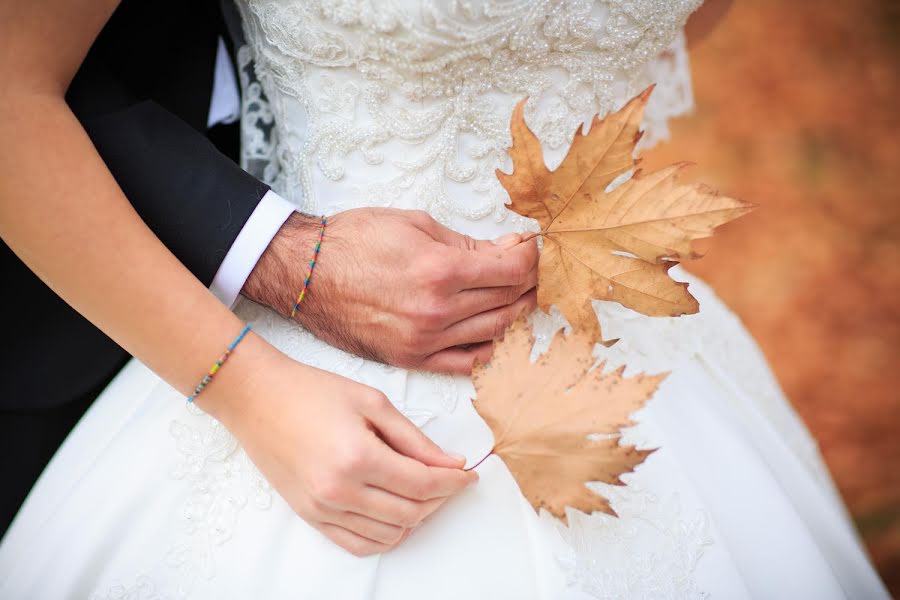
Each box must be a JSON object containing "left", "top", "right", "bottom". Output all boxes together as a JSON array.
[{"left": 0, "top": 1, "right": 890, "bottom": 598}]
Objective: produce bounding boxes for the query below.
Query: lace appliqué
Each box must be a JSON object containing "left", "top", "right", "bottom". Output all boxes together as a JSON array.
[
  {"left": 89, "top": 576, "right": 171, "bottom": 600},
  {"left": 402, "top": 370, "right": 462, "bottom": 427},
  {"left": 237, "top": 45, "right": 281, "bottom": 186},
  {"left": 165, "top": 415, "right": 272, "bottom": 588},
  {"left": 554, "top": 484, "right": 713, "bottom": 600}
]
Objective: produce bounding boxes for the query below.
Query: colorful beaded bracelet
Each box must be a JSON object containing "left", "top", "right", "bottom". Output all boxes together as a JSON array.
[
  {"left": 290, "top": 215, "right": 327, "bottom": 318},
  {"left": 186, "top": 324, "right": 251, "bottom": 403}
]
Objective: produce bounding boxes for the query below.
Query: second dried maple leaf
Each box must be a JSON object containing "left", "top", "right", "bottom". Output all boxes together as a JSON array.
[
  {"left": 498, "top": 87, "right": 753, "bottom": 341},
  {"left": 472, "top": 317, "right": 665, "bottom": 523}
]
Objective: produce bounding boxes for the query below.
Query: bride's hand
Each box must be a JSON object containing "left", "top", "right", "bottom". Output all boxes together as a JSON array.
[
  {"left": 243, "top": 208, "right": 538, "bottom": 374},
  {"left": 205, "top": 337, "right": 478, "bottom": 557}
]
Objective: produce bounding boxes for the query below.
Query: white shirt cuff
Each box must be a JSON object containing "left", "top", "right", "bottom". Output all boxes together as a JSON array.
[{"left": 209, "top": 190, "right": 295, "bottom": 307}]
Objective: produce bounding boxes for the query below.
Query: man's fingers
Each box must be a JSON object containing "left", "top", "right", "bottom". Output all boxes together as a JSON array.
[
  {"left": 453, "top": 234, "right": 539, "bottom": 289},
  {"left": 366, "top": 398, "right": 465, "bottom": 469},
  {"left": 442, "top": 289, "right": 537, "bottom": 347},
  {"left": 419, "top": 342, "right": 494, "bottom": 375},
  {"left": 320, "top": 510, "right": 407, "bottom": 546},
  {"left": 418, "top": 216, "right": 516, "bottom": 251},
  {"left": 317, "top": 523, "right": 394, "bottom": 557},
  {"left": 424, "top": 218, "right": 523, "bottom": 253},
  {"left": 448, "top": 265, "right": 537, "bottom": 320},
  {"left": 422, "top": 220, "right": 539, "bottom": 290},
  {"left": 366, "top": 444, "right": 477, "bottom": 501}
]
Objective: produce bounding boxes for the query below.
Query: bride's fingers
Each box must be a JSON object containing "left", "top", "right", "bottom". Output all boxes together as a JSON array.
[
  {"left": 320, "top": 510, "right": 407, "bottom": 545},
  {"left": 441, "top": 289, "right": 537, "bottom": 348},
  {"left": 365, "top": 395, "right": 466, "bottom": 469},
  {"left": 316, "top": 522, "right": 395, "bottom": 557},
  {"left": 418, "top": 342, "right": 493, "bottom": 375},
  {"left": 365, "top": 442, "right": 476, "bottom": 501},
  {"left": 357, "top": 485, "right": 448, "bottom": 527}
]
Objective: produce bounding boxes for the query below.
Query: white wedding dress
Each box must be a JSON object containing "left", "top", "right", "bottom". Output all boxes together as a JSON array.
[{"left": 0, "top": 2, "right": 890, "bottom": 598}]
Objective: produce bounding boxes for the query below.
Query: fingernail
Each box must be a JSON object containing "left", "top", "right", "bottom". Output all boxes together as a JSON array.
[
  {"left": 491, "top": 233, "right": 521, "bottom": 247},
  {"left": 447, "top": 452, "right": 467, "bottom": 464}
]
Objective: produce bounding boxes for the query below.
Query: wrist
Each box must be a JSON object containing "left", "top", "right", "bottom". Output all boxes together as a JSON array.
[
  {"left": 197, "top": 333, "right": 333, "bottom": 444},
  {"left": 192, "top": 330, "right": 281, "bottom": 427},
  {"left": 241, "top": 211, "right": 321, "bottom": 317}
]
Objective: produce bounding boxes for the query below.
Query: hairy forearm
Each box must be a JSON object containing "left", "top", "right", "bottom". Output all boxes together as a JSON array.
[
  {"left": 0, "top": 91, "right": 271, "bottom": 415},
  {"left": 242, "top": 212, "right": 321, "bottom": 317},
  {"left": 242, "top": 211, "right": 371, "bottom": 361}
]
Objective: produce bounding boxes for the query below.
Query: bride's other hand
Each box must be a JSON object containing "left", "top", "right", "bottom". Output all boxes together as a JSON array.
[
  {"left": 205, "top": 338, "right": 477, "bottom": 557},
  {"left": 243, "top": 208, "right": 538, "bottom": 375}
]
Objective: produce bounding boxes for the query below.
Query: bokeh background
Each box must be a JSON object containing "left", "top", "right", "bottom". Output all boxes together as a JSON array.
[{"left": 644, "top": 0, "right": 900, "bottom": 592}]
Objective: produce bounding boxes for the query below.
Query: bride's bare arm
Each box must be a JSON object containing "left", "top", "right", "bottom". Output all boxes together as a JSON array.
[
  {"left": 0, "top": 0, "right": 251, "bottom": 399},
  {"left": 0, "top": 0, "right": 475, "bottom": 557}
]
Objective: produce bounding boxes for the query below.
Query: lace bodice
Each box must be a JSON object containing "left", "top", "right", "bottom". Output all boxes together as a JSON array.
[{"left": 236, "top": 0, "right": 699, "bottom": 235}]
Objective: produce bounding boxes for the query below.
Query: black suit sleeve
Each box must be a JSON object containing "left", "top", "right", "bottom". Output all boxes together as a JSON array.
[{"left": 82, "top": 101, "right": 270, "bottom": 286}]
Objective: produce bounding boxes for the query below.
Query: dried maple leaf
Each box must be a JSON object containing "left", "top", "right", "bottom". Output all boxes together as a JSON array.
[
  {"left": 471, "top": 316, "right": 665, "bottom": 523},
  {"left": 497, "top": 87, "right": 754, "bottom": 341}
]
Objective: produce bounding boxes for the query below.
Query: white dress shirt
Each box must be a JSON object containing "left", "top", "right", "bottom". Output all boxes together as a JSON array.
[{"left": 206, "top": 37, "right": 295, "bottom": 307}]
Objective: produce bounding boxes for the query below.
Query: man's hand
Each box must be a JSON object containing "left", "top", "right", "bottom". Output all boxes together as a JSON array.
[
  {"left": 243, "top": 208, "right": 538, "bottom": 374},
  {"left": 208, "top": 341, "right": 478, "bottom": 557}
]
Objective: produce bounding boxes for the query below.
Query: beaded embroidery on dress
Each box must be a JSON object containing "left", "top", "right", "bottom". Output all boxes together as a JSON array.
[{"left": 235, "top": 0, "right": 699, "bottom": 222}]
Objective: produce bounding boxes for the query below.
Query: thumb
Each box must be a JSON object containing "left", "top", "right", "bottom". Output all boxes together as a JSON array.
[
  {"left": 487, "top": 232, "right": 524, "bottom": 250},
  {"left": 465, "top": 232, "right": 523, "bottom": 252},
  {"left": 369, "top": 402, "right": 466, "bottom": 469}
]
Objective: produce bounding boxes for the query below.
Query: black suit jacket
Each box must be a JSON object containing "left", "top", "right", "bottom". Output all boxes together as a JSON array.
[{"left": 0, "top": 0, "right": 269, "bottom": 412}]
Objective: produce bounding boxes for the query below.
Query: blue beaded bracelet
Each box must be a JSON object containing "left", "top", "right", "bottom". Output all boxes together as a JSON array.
[{"left": 187, "top": 324, "right": 251, "bottom": 403}]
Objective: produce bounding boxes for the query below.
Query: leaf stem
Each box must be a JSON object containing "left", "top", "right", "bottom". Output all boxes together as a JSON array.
[{"left": 464, "top": 449, "right": 495, "bottom": 472}]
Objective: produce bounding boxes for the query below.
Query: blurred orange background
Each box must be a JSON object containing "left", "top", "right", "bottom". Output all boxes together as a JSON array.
[{"left": 645, "top": 0, "right": 900, "bottom": 592}]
